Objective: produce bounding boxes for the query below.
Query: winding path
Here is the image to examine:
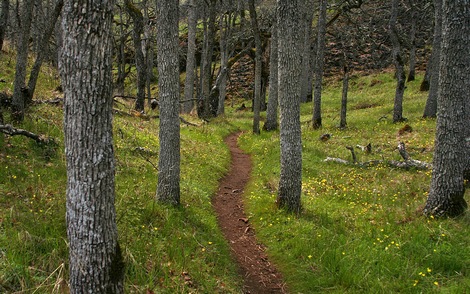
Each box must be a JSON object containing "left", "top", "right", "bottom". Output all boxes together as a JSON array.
[{"left": 212, "top": 132, "right": 287, "bottom": 293}]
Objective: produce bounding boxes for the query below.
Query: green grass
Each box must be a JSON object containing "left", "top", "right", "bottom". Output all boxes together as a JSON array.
[
  {"left": 1, "top": 45, "right": 469, "bottom": 293},
  {"left": 237, "top": 72, "right": 469, "bottom": 293}
]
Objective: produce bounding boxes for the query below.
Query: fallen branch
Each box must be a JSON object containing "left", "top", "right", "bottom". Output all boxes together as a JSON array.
[
  {"left": 32, "top": 97, "right": 63, "bottom": 105},
  {"left": 0, "top": 124, "right": 55, "bottom": 145},
  {"left": 324, "top": 142, "right": 431, "bottom": 170}
]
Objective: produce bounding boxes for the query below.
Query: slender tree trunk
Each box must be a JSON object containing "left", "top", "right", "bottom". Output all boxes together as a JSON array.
[
  {"left": 263, "top": 18, "right": 279, "bottom": 131},
  {"left": 115, "top": 6, "right": 128, "bottom": 96},
  {"left": 156, "top": 0, "right": 181, "bottom": 206},
  {"left": 60, "top": 0, "right": 124, "bottom": 291},
  {"left": 248, "top": 0, "right": 262, "bottom": 134},
  {"left": 217, "top": 12, "right": 231, "bottom": 116},
  {"left": 312, "top": 0, "right": 327, "bottom": 129},
  {"left": 407, "top": 5, "right": 417, "bottom": 82},
  {"left": 183, "top": 0, "right": 197, "bottom": 113},
  {"left": 11, "top": 0, "right": 34, "bottom": 122},
  {"left": 125, "top": 0, "right": 146, "bottom": 112},
  {"left": 423, "top": 0, "right": 442, "bottom": 118},
  {"left": 0, "top": 0, "right": 9, "bottom": 52},
  {"left": 420, "top": 56, "right": 431, "bottom": 91},
  {"left": 201, "top": 0, "right": 216, "bottom": 118},
  {"left": 424, "top": 0, "right": 468, "bottom": 217},
  {"left": 277, "top": 0, "right": 303, "bottom": 214},
  {"left": 300, "top": 0, "right": 314, "bottom": 103},
  {"left": 389, "top": 0, "right": 406, "bottom": 123},
  {"left": 143, "top": 0, "right": 154, "bottom": 107},
  {"left": 339, "top": 64, "right": 349, "bottom": 129},
  {"left": 26, "top": 0, "right": 63, "bottom": 105}
]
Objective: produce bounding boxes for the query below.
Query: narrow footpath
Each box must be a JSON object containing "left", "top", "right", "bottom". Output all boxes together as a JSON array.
[{"left": 212, "top": 132, "right": 287, "bottom": 294}]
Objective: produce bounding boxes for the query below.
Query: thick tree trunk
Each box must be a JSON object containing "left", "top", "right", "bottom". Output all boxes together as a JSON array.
[
  {"left": 263, "top": 19, "right": 278, "bottom": 132},
  {"left": 423, "top": 0, "right": 442, "bottom": 118},
  {"left": 312, "top": 0, "right": 327, "bottom": 129},
  {"left": 389, "top": 0, "right": 406, "bottom": 123},
  {"left": 424, "top": 0, "right": 468, "bottom": 217},
  {"left": 11, "top": 0, "right": 34, "bottom": 122},
  {"left": 59, "top": 0, "right": 124, "bottom": 292},
  {"left": 0, "top": 0, "right": 9, "bottom": 51},
  {"left": 125, "top": 0, "right": 146, "bottom": 112},
  {"left": 183, "top": 0, "right": 197, "bottom": 113},
  {"left": 277, "top": 0, "right": 303, "bottom": 214},
  {"left": 26, "top": 0, "right": 63, "bottom": 105},
  {"left": 249, "top": 0, "right": 262, "bottom": 134},
  {"left": 156, "top": 0, "right": 181, "bottom": 205}
]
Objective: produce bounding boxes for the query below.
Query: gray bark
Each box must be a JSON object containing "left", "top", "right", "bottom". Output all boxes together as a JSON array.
[
  {"left": 407, "top": 4, "right": 417, "bottom": 82},
  {"left": 200, "top": 0, "right": 216, "bottom": 118},
  {"left": 300, "top": 0, "right": 314, "bottom": 103},
  {"left": 423, "top": 0, "right": 442, "bottom": 118},
  {"left": 156, "top": 0, "right": 181, "bottom": 205},
  {"left": 277, "top": 0, "right": 303, "bottom": 214},
  {"left": 424, "top": 0, "right": 468, "bottom": 217},
  {"left": 11, "top": 0, "right": 34, "bottom": 122},
  {"left": 217, "top": 12, "right": 231, "bottom": 116},
  {"left": 312, "top": 0, "right": 327, "bottom": 129},
  {"left": 0, "top": 0, "right": 9, "bottom": 51},
  {"left": 263, "top": 19, "right": 279, "bottom": 131},
  {"left": 339, "top": 64, "right": 349, "bottom": 129},
  {"left": 125, "top": 0, "right": 146, "bottom": 112},
  {"left": 389, "top": 0, "right": 406, "bottom": 123},
  {"left": 183, "top": 0, "right": 197, "bottom": 113},
  {"left": 26, "top": 0, "right": 63, "bottom": 105},
  {"left": 59, "top": 0, "right": 124, "bottom": 291},
  {"left": 249, "top": 0, "right": 262, "bottom": 134}
]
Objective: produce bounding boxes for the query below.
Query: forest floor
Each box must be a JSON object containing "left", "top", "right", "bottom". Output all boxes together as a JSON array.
[{"left": 212, "top": 132, "right": 287, "bottom": 293}]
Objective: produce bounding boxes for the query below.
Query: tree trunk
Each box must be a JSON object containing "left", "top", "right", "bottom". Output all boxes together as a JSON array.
[
  {"left": 277, "top": 0, "right": 303, "bottom": 214},
  {"left": 200, "top": 0, "right": 216, "bottom": 118},
  {"left": 423, "top": 0, "right": 468, "bottom": 218},
  {"left": 248, "top": 0, "right": 262, "bottom": 135},
  {"left": 217, "top": 12, "right": 231, "bottom": 116},
  {"left": 389, "top": 0, "right": 406, "bottom": 123},
  {"left": 300, "top": 0, "right": 314, "bottom": 103},
  {"left": 183, "top": 0, "right": 197, "bottom": 113},
  {"left": 423, "top": 0, "right": 442, "bottom": 118},
  {"left": 339, "top": 64, "right": 349, "bottom": 129},
  {"left": 125, "top": 0, "right": 146, "bottom": 112},
  {"left": 26, "top": 0, "right": 63, "bottom": 105},
  {"left": 0, "top": 0, "right": 9, "bottom": 52},
  {"left": 59, "top": 0, "right": 124, "bottom": 291},
  {"left": 312, "top": 0, "right": 327, "bottom": 129},
  {"left": 407, "top": 4, "right": 417, "bottom": 82},
  {"left": 115, "top": 6, "right": 128, "bottom": 96},
  {"left": 263, "top": 18, "right": 279, "bottom": 131},
  {"left": 11, "top": 0, "right": 34, "bottom": 122},
  {"left": 156, "top": 0, "right": 181, "bottom": 206}
]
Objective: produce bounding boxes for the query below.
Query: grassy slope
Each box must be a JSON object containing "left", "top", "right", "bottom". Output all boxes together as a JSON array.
[
  {"left": 1, "top": 45, "right": 469, "bottom": 293},
  {"left": 237, "top": 73, "right": 470, "bottom": 293}
]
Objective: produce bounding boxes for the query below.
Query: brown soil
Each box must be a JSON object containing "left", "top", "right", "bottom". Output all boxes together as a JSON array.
[{"left": 212, "top": 132, "right": 287, "bottom": 294}]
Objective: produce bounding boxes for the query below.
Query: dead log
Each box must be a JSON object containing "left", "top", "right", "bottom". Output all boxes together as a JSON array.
[
  {"left": 324, "top": 142, "right": 431, "bottom": 170},
  {"left": 0, "top": 124, "right": 55, "bottom": 145}
]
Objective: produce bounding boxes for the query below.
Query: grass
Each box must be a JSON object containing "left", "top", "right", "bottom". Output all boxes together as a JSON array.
[
  {"left": 237, "top": 72, "right": 470, "bottom": 293},
  {"left": 1, "top": 44, "right": 469, "bottom": 293}
]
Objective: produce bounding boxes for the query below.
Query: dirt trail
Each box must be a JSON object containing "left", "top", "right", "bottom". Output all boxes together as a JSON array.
[{"left": 212, "top": 132, "right": 287, "bottom": 294}]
